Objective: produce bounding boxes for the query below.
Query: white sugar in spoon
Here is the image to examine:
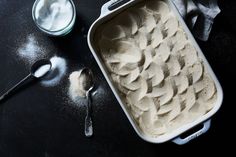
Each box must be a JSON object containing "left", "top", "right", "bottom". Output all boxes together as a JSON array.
[{"left": 0, "top": 59, "right": 52, "bottom": 102}]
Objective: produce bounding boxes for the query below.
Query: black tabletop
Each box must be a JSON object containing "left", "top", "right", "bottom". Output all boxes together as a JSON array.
[{"left": 0, "top": 0, "right": 235, "bottom": 156}]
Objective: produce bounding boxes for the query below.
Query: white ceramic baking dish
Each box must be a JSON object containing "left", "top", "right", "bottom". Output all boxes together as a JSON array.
[{"left": 87, "top": 0, "right": 223, "bottom": 145}]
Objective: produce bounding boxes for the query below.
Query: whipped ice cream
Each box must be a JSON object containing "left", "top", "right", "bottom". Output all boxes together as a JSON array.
[
  {"left": 34, "top": 0, "right": 73, "bottom": 31},
  {"left": 95, "top": 0, "right": 217, "bottom": 137}
]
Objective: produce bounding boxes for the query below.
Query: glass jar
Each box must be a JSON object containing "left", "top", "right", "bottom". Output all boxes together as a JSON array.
[{"left": 32, "top": 0, "right": 76, "bottom": 36}]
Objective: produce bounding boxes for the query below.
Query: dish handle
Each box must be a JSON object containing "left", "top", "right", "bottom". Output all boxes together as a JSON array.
[
  {"left": 172, "top": 120, "right": 211, "bottom": 145},
  {"left": 100, "top": 0, "right": 135, "bottom": 17}
]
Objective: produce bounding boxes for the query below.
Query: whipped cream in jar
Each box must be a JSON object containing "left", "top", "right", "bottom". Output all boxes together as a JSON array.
[{"left": 32, "top": 0, "right": 76, "bottom": 36}]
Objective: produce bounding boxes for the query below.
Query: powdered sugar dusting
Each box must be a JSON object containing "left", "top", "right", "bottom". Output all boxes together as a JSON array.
[
  {"left": 41, "top": 56, "right": 67, "bottom": 87},
  {"left": 17, "top": 34, "right": 45, "bottom": 64},
  {"left": 67, "top": 81, "right": 106, "bottom": 108}
]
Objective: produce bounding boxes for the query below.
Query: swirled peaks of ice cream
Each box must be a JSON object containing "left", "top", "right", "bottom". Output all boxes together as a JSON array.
[
  {"left": 95, "top": 0, "right": 217, "bottom": 137},
  {"left": 35, "top": 0, "right": 73, "bottom": 31}
]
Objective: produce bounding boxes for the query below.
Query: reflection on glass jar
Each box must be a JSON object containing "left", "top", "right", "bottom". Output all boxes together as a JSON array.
[{"left": 32, "top": 0, "right": 76, "bottom": 36}]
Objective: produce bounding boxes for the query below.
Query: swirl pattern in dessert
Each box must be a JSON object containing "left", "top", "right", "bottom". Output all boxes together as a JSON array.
[{"left": 95, "top": 0, "right": 217, "bottom": 137}]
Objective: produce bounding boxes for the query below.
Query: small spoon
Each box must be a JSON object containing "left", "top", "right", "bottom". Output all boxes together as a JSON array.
[
  {"left": 0, "top": 59, "right": 52, "bottom": 102},
  {"left": 80, "top": 68, "right": 95, "bottom": 137}
]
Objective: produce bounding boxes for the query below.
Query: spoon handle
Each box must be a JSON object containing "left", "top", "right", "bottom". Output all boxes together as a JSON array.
[
  {"left": 85, "top": 91, "right": 93, "bottom": 137},
  {"left": 0, "top": 74, "right": 33, "bottom": 102}
]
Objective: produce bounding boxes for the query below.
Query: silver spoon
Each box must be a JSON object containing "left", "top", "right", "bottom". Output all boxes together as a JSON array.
[
  {"left": 80, "top": 68, "right": 95, "bottom": 137},
  {"left": 0, "top": 59, "right": 52, "bottom": 102}
]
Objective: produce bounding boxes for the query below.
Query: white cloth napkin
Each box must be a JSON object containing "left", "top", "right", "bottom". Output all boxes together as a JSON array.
[{"left": 172, "top": 0, "right": 221, "bottom": 41}]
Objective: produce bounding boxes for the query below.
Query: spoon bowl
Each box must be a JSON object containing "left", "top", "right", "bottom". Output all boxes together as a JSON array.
[
  {"left": 80, "top": 68, "right": 95, "bottom": 92},
  {"left": 31, "top": 59, "right": 52, "bottom": 78}
]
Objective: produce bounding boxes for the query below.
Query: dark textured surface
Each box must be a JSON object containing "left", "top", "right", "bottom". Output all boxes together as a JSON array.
[{"left": 0, "top": 0, "right": 235, "bottom": 156}]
